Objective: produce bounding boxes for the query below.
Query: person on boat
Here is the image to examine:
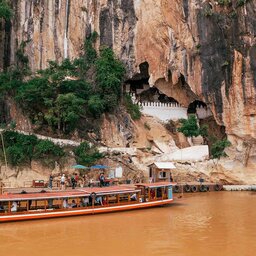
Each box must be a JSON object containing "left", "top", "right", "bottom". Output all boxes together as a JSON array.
[
  {"left": 81, "top": 197, "right": 89, "bottom": 207},
  {"left": 63, "top": 198, "right": 69, "bottom": 208},
  {"left": 102, "top": 196, "right": 107, "bottom": 205},
  {"left": 0, "top": 202, "right": 4, "bottom": 212},
  {"left": 11, "top": 201, "right": 18, "bottom": 212},
  {"left": 48, "top": 174, "right": 53, "bottom": 189},
  {"left": 95, "top": 196, "right": 103, "bottom": 206},
  {"left": 71, "top": 199, "right": 77, "bottom": 208},
  {"left": 60, "top": 174, "right": 66, "bottom": 190},
  {"left": 48, "top": 199, "right": 53, "bottom": 208},
  {"left": 150, "top": 189, "right": 155, "bottom": 199},
  {"left": 130, "top": 193, "right": 137, "bottom": 201}
]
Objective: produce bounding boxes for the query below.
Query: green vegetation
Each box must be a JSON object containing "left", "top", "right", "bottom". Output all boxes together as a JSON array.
[
  {"left": 124, "top": 94, "right": 141, "bottom": 120},
  {"left": 178, "top": 115, "right": 208, "bottom": 138},
  {"left": 73, "top": 142, "right": 103, "bottom": 166},
  {"left": 203, "top": 6, "right": 213, "bottom": 17},
  {"left": 211, "top": 139, "right": 231, "bottom": 159},
  {"left": 0, "top": 131, "right": 65, "bottom": 166},
  {"left": 0, "top": 32, "right": 126, "bottom": 134},
  {"left": 217, "top": 0, "right": 231, "bottom": 6},
  {"left": 178, "top": 115, "right": 231, "bottom": 159},
  {"left": 0, "top": 0, "right": 12, "bottom": 21},
  {"left": 236, "top": 0, "right": 246, "bottom": 7}
]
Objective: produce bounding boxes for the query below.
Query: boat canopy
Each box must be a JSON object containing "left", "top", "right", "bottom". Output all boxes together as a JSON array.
[{"left": 0, "top": 186, "right": 141, "bottom": 202}]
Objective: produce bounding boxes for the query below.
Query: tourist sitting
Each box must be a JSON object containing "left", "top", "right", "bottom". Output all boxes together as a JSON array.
[
  {"left": 71, "top": 199, "right": 77, "bottom": 208},
  {"left": 11, "top": 201, "right": 18, "bottom": 212},
  {"left": 48, "top": 199, "right": 53, "bottom": 208},
  {"left": 102, "top": 196, "right": 107, "bottom": 205},
  {"left": 80, "top": 197, "right": 89, "bottom": 207},
  {"left": 130, "top": 193, "right": 137, "bottom": 201},
  {"left": 95, "top": 196, "right": 103, "bottom": 206},
  {"left": 63, "top": 199, "right": 70, "bottom": 208}
]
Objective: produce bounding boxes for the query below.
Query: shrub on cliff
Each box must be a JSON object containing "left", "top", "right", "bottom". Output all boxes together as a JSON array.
[
  {"left": 124, "top": 94, "right": 141, "bottom": 120},
  {"left": 211, "top": 139, "right": 231, "bottom": 159},
  {"left": 178, "top": 115, "right": 208, "bottom": 138},
  {"left": 1, "top": 131, "right": 65, "bottom": 167},
  {"left": 0, "top": 0, "right": 12, "bottom": 21},
  {"left": 1, "top": 32, "right": 126, "bottom": 135},
  {"left": 73, "top": 142, "right": 103, "bottom": 166}
]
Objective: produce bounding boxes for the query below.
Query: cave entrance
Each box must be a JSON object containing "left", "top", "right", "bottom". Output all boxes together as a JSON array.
[
  {"left": 139, "top": 86, "right": 179, "bottom": 104},
  {"left": 188, "top": 100, "right": 206, "bottom": 114},
  {"left": 124, "top": 62, "right": 180, "bottom": 105},
  {"left": 187, "top": 100, "right": 212, "bottom": 120},
  {"left": 124, "top": 62, "right": 150, "bottom": 95}
]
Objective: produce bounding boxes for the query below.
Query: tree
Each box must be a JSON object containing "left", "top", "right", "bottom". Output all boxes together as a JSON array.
[
  {"left": 124, "top": 94, "right": 141, "bottom": 120},
  {"left": 0, "top": 0, "right": 12, "bottom": 21},
  {"left": 87, "top": 95, "right": 105, "bottom": 118},
  {"left": 73, "top": 142, "right": 102, "bottom": 166},
  {"left": 211, "top": 139, "right": 231, "bottom": 159},
  {"left": 45, "top": 93, "right": 85, "bottom": 133},
  {"left": 178, "top": 115, "right": 204, "bottom": 137},
  {"left": 95, "top": 47, "right": 125, "bottom": 112}
]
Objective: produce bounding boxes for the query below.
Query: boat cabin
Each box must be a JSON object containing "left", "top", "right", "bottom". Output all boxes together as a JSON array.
[{"left": 148, "top": 162, "right": 176, "bottom": 182}]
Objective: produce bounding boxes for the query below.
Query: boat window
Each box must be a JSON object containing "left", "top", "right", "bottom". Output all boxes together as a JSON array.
[
  {"left": 156, "top": 187, "right": 162, "bottom": 198},
  {"left": 159, "top": 171, "right": 166, "bottom": 178},
  {"left": 0, "top": 201, "right": 8, "bottom": 213},
  {"left": 108, "top": 194, "right": 117, "bottom": 204},
  {"left": 119, "top": 193, "right": 129, "bottom": 202}
]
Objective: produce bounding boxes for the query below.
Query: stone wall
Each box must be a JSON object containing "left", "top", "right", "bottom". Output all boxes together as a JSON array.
[{"left": 138, "top": 101, "right": 187, "bottom": 122}]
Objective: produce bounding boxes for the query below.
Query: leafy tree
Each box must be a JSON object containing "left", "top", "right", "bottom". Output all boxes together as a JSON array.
[
  {"left": 0, "top": 0, "right": 12, "bottom": 21},
  {"left": 6, "top": 145, "right": 25, "bottom": 166},
  {"left": 96, "top": 47, "right": 125, "bottom": 98},
  {"left": 87, "top": 95, "right": 105, "bottom": 118},
  {"left": 73, "top": 142, "right": 102, "bottom": 166},
  {"left": 124, "top": 94, "right": 141, "bottom": 120},
  {"left": 56, "top": 93, "right": 85, "bottom": 132},
  {"left": 34, "top": 140, "right": 64, "bottom": 158},
  {"left": 95, "top": 47, "right": 125, "bottom": 113},
  {"left": 211, "top": 139, "right": 231, "bottom": 159},
  {"left": 178, "top": 115, "right": 202, "bottom": 137}
]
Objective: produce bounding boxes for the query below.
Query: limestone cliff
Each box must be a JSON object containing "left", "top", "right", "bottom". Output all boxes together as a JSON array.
[
  {"left": 0, "top": 0, "right": 256, "bottom": 185},
  {"left": 1, "top": 0, "right": 255, "bottom": 144}
]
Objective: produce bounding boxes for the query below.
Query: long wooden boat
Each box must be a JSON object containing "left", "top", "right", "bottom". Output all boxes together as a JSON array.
[{"left": 0, "top": 182, "right": 175, "bottom": 222}]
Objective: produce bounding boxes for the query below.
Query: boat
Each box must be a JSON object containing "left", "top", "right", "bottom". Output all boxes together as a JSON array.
[{"left": 0, "top": 182, "right": 175, "bottom": 222}]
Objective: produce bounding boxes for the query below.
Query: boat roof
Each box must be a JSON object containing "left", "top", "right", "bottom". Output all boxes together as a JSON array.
[
  {"left": 0, "top": 186, "right": 140, "bottom": 202},
  {"left": 78, "top": 186, "right": 140, "bottom": 195},
  {"left": 135, "top": 181, "right": 176, "bottom": 188}
]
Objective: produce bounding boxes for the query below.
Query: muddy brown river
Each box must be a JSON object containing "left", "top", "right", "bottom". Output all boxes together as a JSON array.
[{"left": 0, "top": 191, "right": 255, "bottom": 256}]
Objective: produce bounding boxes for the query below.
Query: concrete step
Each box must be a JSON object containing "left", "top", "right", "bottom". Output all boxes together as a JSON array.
[{"left": 223, "top": 185, "right": 256, "bottom": 191}]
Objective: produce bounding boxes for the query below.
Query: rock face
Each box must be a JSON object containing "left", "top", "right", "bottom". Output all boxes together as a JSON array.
[
  {"left": 1, "top": 0, "right": 255, "bottom": 146},
  {"left": 0, "top": 0, "right": 255, "bottom": 182}
]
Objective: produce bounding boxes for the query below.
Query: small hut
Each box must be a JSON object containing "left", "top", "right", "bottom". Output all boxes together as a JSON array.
[{"left": 148, "top": 162, "right": 176, "bottom": 182}]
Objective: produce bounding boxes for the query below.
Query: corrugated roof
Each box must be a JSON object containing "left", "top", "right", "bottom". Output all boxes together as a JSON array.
[
  {"left": 0, "top": 186, "right": 139, "bottom": 201},
  {"left": 150, "top": 162, "right": 176, "bottom": 169}
]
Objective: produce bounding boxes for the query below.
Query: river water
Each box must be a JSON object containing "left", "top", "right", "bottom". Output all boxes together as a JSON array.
[{"left": 0, "top": 192, "right": 255, "bottom": 256}]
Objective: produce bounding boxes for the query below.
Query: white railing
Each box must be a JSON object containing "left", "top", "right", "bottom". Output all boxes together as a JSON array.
[{"left": 196, "top": 106, "right": 212, "bottom": 119}]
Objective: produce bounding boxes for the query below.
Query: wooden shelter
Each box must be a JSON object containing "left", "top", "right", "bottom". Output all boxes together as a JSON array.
[{"left": 148, "top": 162, "right": 176, "bottom": 182}]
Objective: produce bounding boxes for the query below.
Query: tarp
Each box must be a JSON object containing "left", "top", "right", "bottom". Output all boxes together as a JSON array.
[
  {"left": 150, "top": 162, "right": 176, "bottom": 169},
  {"left": 71, "top": 164, "right": 88, "bottom": 169},
  {"left": 90, "top": 164, "right": 109, "bottom": 169}
]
